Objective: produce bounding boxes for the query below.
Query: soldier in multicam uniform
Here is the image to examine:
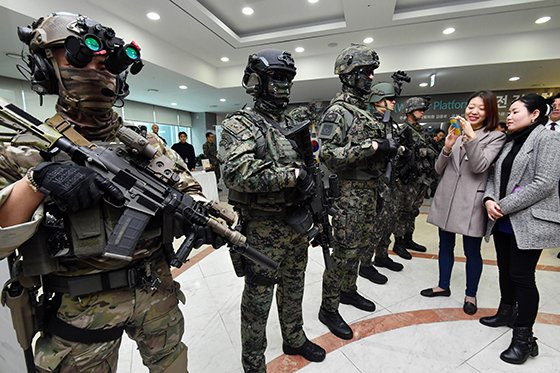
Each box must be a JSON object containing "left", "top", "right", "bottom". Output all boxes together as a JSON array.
[
  {"left": 391, "top": 97, "right": 438, "bottom": 260},
  {"left": 218, "top": 49, "right": 325, "bottom": 373},
  {"left": 0, "top": 12, "right": 202, "bottom": 372},
  {"left": 356, "top": 82, "right": 406, "bottom": 282},
  {"left": 317, "top": 44, "right": 398, "bottom": 340}
]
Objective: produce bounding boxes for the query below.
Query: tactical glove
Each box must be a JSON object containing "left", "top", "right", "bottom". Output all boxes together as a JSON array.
[
  {"left": 32, "top": 162, "right": 124, "bottom": 212},
  {"left": 296, "top": 167, "right": 315, "bottom": 199},
  {"left": 374, "top": 138, "right": 398, "bottom": 157}
]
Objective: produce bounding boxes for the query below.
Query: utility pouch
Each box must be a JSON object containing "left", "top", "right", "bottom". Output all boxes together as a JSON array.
[
  {"left": 285, "top": 206, "right": 317, "bottom": 238},
  {"left": 68, "top": 204, "right": 106, "bottom": 258},
  {"left": 21, "top": 228, "right": 62, "bottom": 277}
]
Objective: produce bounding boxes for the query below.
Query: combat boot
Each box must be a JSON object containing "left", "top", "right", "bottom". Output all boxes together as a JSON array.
[
  {"left": 392, "top": 237, "right": 412, "bottom": 260},
  {"left": 359, "top": 265, "right": 388, "bottom": 284},
  {"left": 319, "top": 307, "right": 353, "bottom": 340},
  {"left": 404, "top": 232, "right": 427, "bottom": 252},
  {"left": 340, "top": 291, "right": 376, "bottom": 312},
  {"left": 500, "top": 327, "right": 539, "bottom": 364},
  {"left": 283, "top": 339, "right": 326, "bottom": 362},
  {"left": 480, "top": 303, "right": 517, "bottom": 328},
  {"left": 373, "top": 255, "right": 404, "bottom": 272}
]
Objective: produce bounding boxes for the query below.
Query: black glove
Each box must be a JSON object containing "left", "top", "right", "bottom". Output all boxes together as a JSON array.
[
  {"left": 374, "top": 138, "right": 398, "bottom": 157},
  {"left": 193, "top": 225, "right": 225, "bottom": 249},
  {"left": 296, "top": 167, "right": 315, "bottom": 199},
  {"left": 33, "top": 162, "right": 124, "bottom": 212}
]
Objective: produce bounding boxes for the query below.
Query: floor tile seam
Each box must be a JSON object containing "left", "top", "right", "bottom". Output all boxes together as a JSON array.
[
  {"left": 339, "top": 349, "right": 365, "bottom": 373},
  {"left": 461, "top": 328, "right": 511, "bottom": 367},
  {"left": 266, "top": 308, "right": 560, "bottom": 372}
]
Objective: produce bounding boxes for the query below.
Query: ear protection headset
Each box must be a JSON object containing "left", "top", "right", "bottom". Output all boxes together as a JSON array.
[
  {"left": 25, "top": 50, "right": 58, "bottom": 95},
  {"left": 242, "top": 54, "right": 262, "bottom": 95}
]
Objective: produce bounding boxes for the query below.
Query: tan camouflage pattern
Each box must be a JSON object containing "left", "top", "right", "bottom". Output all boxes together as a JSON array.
[
  {"left": 240, "top": 218, "right": 308, "bottom": 372},
  {"left": 34, "top": 256, "right": 187, "bottom": 372}
]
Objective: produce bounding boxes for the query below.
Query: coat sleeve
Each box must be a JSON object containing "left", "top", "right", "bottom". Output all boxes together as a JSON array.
[
  {"left": 218, "top": 116, "right": 298, "bottom": 192},
  {"left": 499, "top": 135, "right": 560, "bottom": 215},
  {"left": 318, "top": 107, "right": 376, "bottom": 172},
  {"left": 463, "top": 131, "right": 506, "bottom": 174},
  {"left": 434, "top": 148, "right": 451, "bottom": 175}
]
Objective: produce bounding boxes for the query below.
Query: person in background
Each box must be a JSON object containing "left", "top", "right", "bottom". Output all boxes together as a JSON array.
[
  {"left": 482, "top": 93, "right": 560, "bottom": 364},
  {"left": 202, "top": 131, "right": 221, "bottom": 189},
  {"left": 497, "top": 121, "right": 508, "bottom": 133},
  {"left": 421, "top": 91, "right": 506, "bottom": 316},
  {"left": 545, "top": 93, "right": 560, "bottom": 258},
  {"left": 139, "top": 124, "right": 148, "bottom": 138},
  {"left": 172, "top": 131, "right": 196, "bottom": 171},
  {"left": 151, "top": 123, "right": 167, "bottom": 144}
]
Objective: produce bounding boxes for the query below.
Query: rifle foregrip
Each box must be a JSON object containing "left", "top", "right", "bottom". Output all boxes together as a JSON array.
[{"left": 104, "top": 208, "right": 152, "bottom": 261}]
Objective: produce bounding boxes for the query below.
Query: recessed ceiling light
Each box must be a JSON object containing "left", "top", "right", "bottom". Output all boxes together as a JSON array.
[
  {"left": 147, "top": 88, "right": 159, "bottom": 92},
  {"left": 509, "top": 76, "right": 520, "bottom": 81},
  {"left": 171, "top": 102, "right": 177, "bottom": 106},
  {"left": 242, "top": 7, "right": 254, "bottom": 15},
  {"left": 442, "top": 27, "right": 455, "bottom": 35},
  {"left": 146, "top": 12, "right": 160, "bottom": 21},
  {"left": 219, "top": 98, "right": 227, "bottom": 102},
  {"left": 419, "top": 82, "right": 428, "bottom": 87},
  {"left": 220, "top": 56, "right": 230, "bottom": 62},
  {"left": 308, "top": 0, "right": 320, "bottom": 3},
  {"left": 328, "top": 42, "right": 338, "bottom": 48},
  {"left": 535, "top": 16, "right": 551, "bottom": 24},
  {"left": 363, "top": 37, "right": 374, "bottom": 44},
  {"left": 179, "top": 85, "right": 188, "bottom": 90},
  {"left": 295, "top": 47, "right": 305, "bottom": 53}
]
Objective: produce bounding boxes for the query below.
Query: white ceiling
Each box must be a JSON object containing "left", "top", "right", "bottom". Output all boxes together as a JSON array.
[{"left": 0, "top": 0, "right": 559, "bottom": 113}]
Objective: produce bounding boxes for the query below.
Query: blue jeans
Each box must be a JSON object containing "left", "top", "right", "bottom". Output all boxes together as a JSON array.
[{"left": 437, "top": 229, "right": 483, "bottom": 297}]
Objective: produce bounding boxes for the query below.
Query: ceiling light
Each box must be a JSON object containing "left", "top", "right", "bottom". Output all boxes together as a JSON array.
[
  {"left": 430, "top": 73, "right": 436, "bottom": 87},
  {"left": 242, "top": 7, "right": 254, "bottom": 15},
  {"left": 328, "top": 42, "right": 338, "bottom": 48},
  {"left": 219, "top": 98, "right": 227, "bottom": 102},
  {"left": 509, "top": 76, "right": 520, "bottom": 81},
  {"left": 419, "top": 82, "right": 428, "bottom": 87},
  {"left": 179, "top": 85, "right": 188, "bottom": 90},
  {"left": 5, "top": 52, "right": 21, "bottom": 59},
  {"left": 363, "top": 37, "right": 374, "bottom": 44},
  {"left": 220, "top": 57, "right": 230, "bottom": 62},
  {"left": 442, "top": 27, "right": 455, "bottom": 35},
  {"left": 147, "top": 88, "right": 159, "bottom": 92},
  {"left": 295, "top": 47, "right": 305, "bottom": 53},
  {"left": 171, "top": 102, "right": 177, "bottom": 106},
  {"left": 308, "top": 0, "right": 320, "bottom": 3},
  {"left": 146, "top": 12, "right": 160, "bottom": 21},
  {"left": 535, "top": 16, "right": 551, "bottom": 24}
]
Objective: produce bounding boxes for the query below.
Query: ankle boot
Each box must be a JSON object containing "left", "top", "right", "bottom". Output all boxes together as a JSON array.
[
  {"left": 500, "top": 327, "right": 539, "bottom": 364},
  {"left": 479, "top": 303, "right": 517, "bottom": 328},
  {"left": 393, "top": 237, "right": 412, "bottom": 260},
  {"left": 404, "top": 232, "right": 427, "bottom": 252}
]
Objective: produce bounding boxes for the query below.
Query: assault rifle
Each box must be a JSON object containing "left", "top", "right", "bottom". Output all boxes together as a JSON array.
[
  {"left": 0, "top": 97, "right": 278, "bottom": 271},
  {"left": 288, "top": 121, "right": 339, "bottom": 270}
]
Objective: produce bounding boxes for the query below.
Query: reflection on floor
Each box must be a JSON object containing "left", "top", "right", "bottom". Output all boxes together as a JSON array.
[{"left": 118, "top": 201, "right": 560, "bottom": 373}]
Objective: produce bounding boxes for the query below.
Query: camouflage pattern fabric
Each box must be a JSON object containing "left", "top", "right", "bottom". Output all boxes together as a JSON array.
[
  {"left": 35, "top": 256, "right": 187, "bottom": 373},
  {"left": 318, "top": 91, "right": 385, "bottom": 311},
  {"left": 240, "top": 218, "right": 308, "bottom": 372},
  {"left": 202, "top": 140, "right": 221, "bottom": 182},
  {"left": 219, "top": 109, "right": 309, "bottom": 373},
  {"left": 392, "top": 178, "right": 429, "bottom": 238}
]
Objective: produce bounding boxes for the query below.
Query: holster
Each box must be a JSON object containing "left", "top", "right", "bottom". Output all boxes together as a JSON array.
[{"left": 1, "top": 280, "right": 39, "bottom": 350}]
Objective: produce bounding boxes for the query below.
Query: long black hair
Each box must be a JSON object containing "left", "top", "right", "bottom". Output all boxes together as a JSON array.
[{"left": 512, "top": 93, "right": 550, "bottom": 126}]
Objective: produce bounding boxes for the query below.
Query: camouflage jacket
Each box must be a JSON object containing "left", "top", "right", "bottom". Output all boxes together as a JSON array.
[
  {"left": 402, "top": 120, "right": 439, "bottom": 184},
  {"left": 318, "top": 92, "right": 386, "bottom": 179},
  {"left": 218, "top": 109, "right": 303, "bottom": 211},
  {"left": 0, "top": 117, "right": 201, "bottom": 275},
  {"left": 202, "top": 141, "right": 219, "bottom": 166}
]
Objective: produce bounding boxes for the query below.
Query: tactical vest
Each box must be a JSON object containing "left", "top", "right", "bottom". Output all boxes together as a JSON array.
[{"left": 223, "top": 110, "right": 303, "bottom": 213}]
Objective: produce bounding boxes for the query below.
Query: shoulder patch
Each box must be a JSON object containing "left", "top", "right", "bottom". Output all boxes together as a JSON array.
[
  {"left": 318, "top": 122, "right": 337, "bottom": 140},
  {"left": 323, "top": 111, "right": 339, "bottom": 123},
  {"left": 222, "top": 116, "right": 253, "bottom": 141}
]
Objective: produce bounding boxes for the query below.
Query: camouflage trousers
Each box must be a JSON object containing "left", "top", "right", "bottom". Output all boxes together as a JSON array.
[
  {"left": 322, "top": 179, "right": 378, "bottom": 311},
  {"left": 359, "top": 181, "right": 398, "bottom": 264},
  {"left": 392, "top": 180, "right": 429, "bottom": 238},
  {"left": 241, "top": 215, "right": 309, "bottom": 373},
  {"left": 35, "top": 255, "right": 187, "bottom": 373}
]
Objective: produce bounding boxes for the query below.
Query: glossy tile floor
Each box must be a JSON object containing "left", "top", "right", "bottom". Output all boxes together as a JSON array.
[{"left": 117, "top": 198, "right": 560, "bottom": 373}]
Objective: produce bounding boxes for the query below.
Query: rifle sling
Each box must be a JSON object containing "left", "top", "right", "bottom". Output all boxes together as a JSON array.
[
  {"left": 46, "top": 114, "right": 94, "bottom": 148},
  {"left": 46, "top": 316, "right": 124, "bottom": 343}
]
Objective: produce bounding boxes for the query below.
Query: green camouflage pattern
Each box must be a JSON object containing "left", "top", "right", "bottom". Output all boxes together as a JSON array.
[
  {"left": 404, "top": 97, "right": 430, "bottom": 114},
  {"left": 34, "top": 256, "right": 187, "bottom": 372},
  {"left": 392, "top": 178, "right": 429, "bottom": 238},
  {"left": 403, "top": 120, "right": 439, "bottom": 186},
  {"left": 334, "top": 44, "right": 380, "bottom": 75},
  {"left": 218, "top": 110, "right": 301, "bottom": 194},
  {"left": 240, "top": 217, "right": 308, "bottom": 372},
  {"left": 322, "top": 179, "right": 378, "bottom": 309},
  {"left": 318, "top": 92, "right": 385, "bottom": 175}
]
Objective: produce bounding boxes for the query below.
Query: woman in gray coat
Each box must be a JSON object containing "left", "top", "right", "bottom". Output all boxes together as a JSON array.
[
  {"left": 481, "top": 94, "right": 560, "bottom": 365},
  {"left": 421, "top": 91, "right": 506, "bottom": 315}
]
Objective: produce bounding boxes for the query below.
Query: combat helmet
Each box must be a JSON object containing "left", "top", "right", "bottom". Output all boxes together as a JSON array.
[
  {"left": 370, "top": 82, "right": 396, "bottom": 103},
  {"left": 242, "top": 49, "right": 296, "bottom": 95},
  {"left": 404, "top": 97, "right": 430, "bottom": 114},
  {"left": 334, "top": 43, "right": 379, "bottom": 75}
]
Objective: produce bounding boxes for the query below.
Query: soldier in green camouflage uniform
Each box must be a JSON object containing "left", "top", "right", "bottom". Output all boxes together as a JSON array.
[
  {"left": 218, "top": 49, "right": 325, "bottom": 373},
  {"left": 356, "top": 83, "right": 406, "bottom": 279},
  {"left": 317, "top": 45, "right": 398, "bottom": 340},
  {"left": 391, "top": 97, "right": 439, "bottom": 260},
  {"left": 0, "top": 13, "right": 201, "bottom": 372}
]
